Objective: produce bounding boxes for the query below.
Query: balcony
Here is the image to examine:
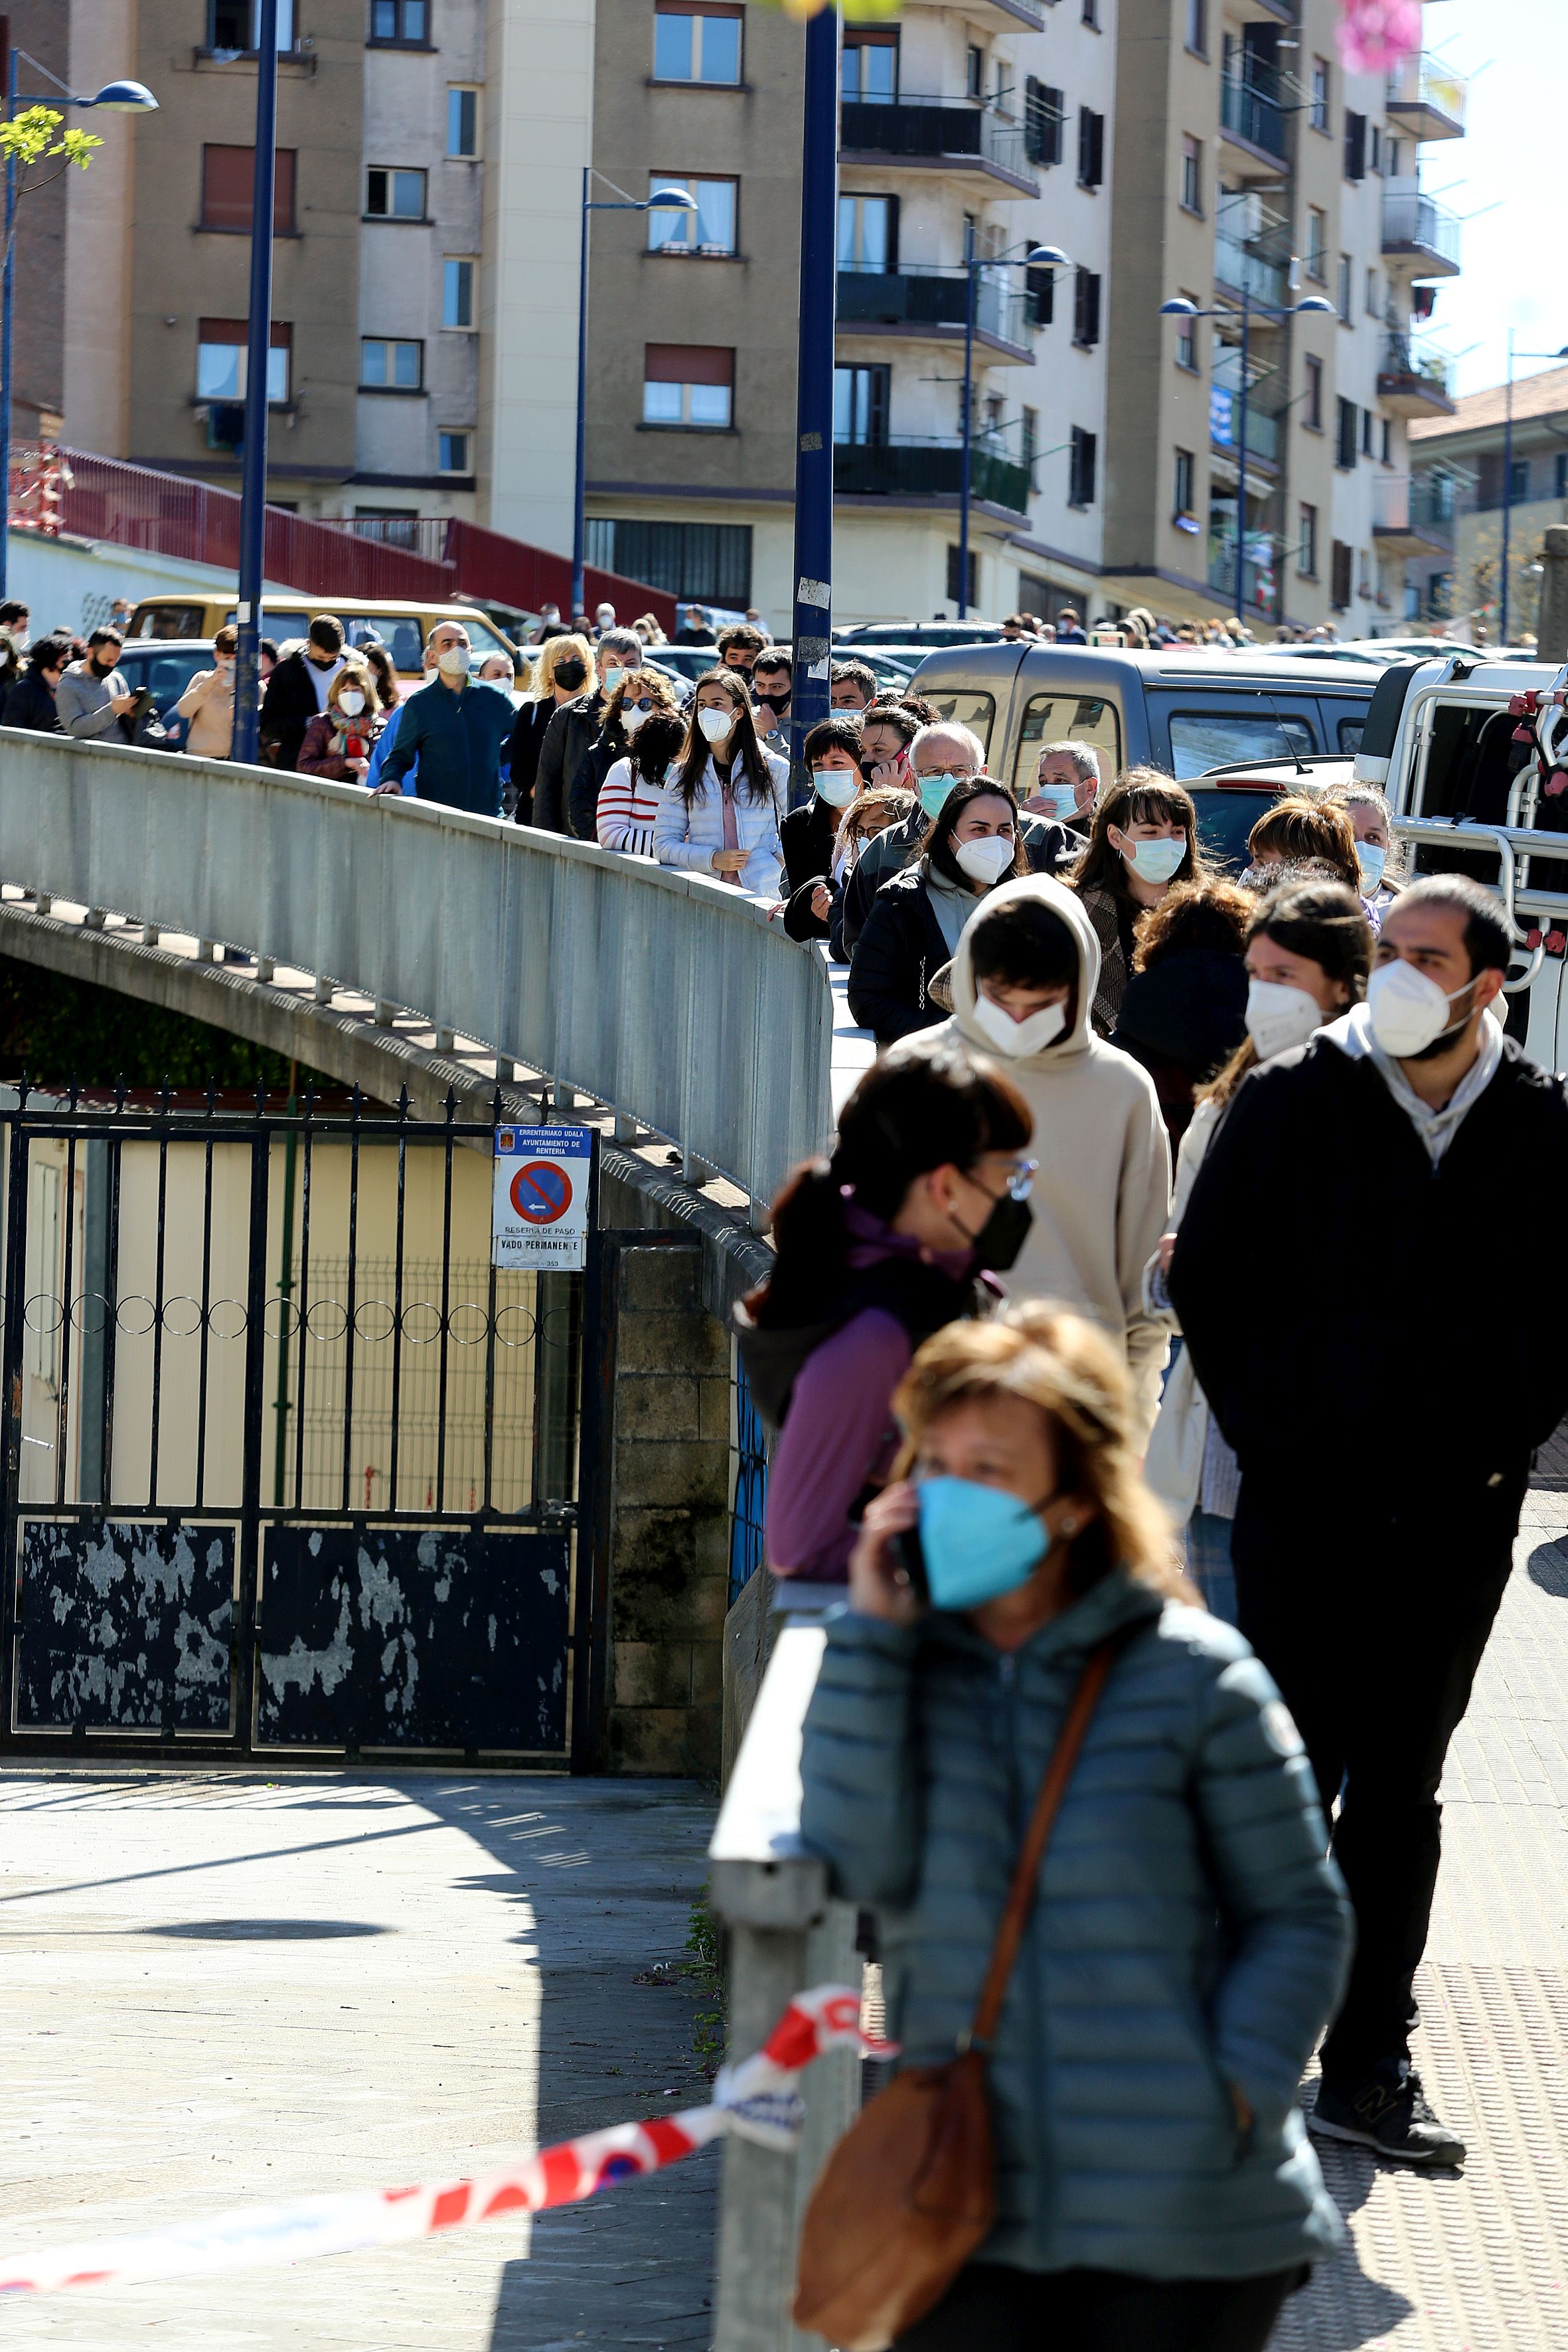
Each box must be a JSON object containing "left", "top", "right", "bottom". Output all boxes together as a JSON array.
[
  {"left": 1373, "top": 473, "right": 1455, "bottom": 556},
  {"left": 1210, "top": 382, "right": 1284, "bottom": 468},
  {"left": 1208, "top": 538, "right": 1277, "bottom": 619},
  {"left": 1387, "top": 52, "right": 1467, "bottom": 141},
  {"left": 1377, "top": 332, "right": 1456, "bottom": 418},
  {"left": 1381, "top": 185, "right": 1462, "bottom": 277},
  {"left": 833, "top": 436, "right": 1032, "bottom": 518},
  {"left": 840, "top": 98, "right": 1038, "bottom": 196},
  {"left": 1214, "top": 231, "right": 1291, "bottom": 309},
  {"left": 836, "top": 266, "right": 1032, "bottom": 359},
  {"left": 1219, "top": 72, "right": 1286, "bottom": 163}
]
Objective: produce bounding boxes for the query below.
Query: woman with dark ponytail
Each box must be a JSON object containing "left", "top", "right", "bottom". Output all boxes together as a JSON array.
[{"left": 736, "top": 1041, "right": 1034, "bottom": 1583}]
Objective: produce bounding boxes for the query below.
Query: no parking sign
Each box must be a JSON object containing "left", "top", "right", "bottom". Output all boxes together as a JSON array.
[{"left": 492, "top": 1125, "right": 595, "bottom": 1271}]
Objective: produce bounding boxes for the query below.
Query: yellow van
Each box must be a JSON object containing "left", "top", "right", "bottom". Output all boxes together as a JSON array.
[{"left": 125, "top": 595, "right": 521, "bottom": 682}]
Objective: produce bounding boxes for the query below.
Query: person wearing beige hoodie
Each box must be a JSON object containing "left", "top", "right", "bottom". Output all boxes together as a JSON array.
[
  {"left": 929, "top": 873, "right": 1173, "bottom": 1446},
  {"left": 174, "top": 625, "right": 239, "bottom": 759}
]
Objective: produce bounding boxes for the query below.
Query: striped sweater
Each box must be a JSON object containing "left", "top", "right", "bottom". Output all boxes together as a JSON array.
[{"left": 595, "top": 753, "right": 666, "bottom": 856}]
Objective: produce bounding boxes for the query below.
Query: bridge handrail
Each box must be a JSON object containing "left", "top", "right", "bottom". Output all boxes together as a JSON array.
[{"left": 0, "top": 733, "right": 838, "bottom": 1214}]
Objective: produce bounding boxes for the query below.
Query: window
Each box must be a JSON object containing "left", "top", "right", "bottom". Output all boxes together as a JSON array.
[
  {"left": 836, "top": 193, "right": 895, "bottom": 274},
  {"left": 643, "top": 343, "right": 734, "bottom": 428},
  {"left": 1365, "top": 266, "right": 1378, "bottom": 318},
  {"left": 366, "top": 167, "right": 426, "bottom": 220},
  {"left": 585, "top": 517, "right": 752, "bottom": 605},
  {"left": 1370, "top": 123, "right": 1382, "bottom": 173},
  {"left": 1011, "top": 695, "right": 1121, "bottom": 794},
  {"left": 1557, "top": 452, "right": 1568, "bottom": 499},
  {"left": 1173, "top": 447, "right": 1195, "bottom": 520},
  {"left": 208, "top": 0, "right": 294, "bottom": 46},
  {"left": 1343, "top": 109, "right": 1366, "bottom": 181},
  {"left": 653, "top": 3, "right": 742, "bottom": 86},
  {"left": 1381, "top": 416, "right": 1391, "bottom": 465},
  {"left": 834, "top": 363, "right": 890, "bottom": 444},
  {"left": 1180, "top": 134, "right": 1202, "bottom": 214},
  {"left": 1303, "top": 352, "right": 1323, "bottom": 430},
  {"left": 1361, "top": 406, "right": 1375, "bottom": 457},
  {"left": 1175, "top": 297, "right": 1198, "bottom": 371},
  {"left": 1306, "top": 206, "right": 1327, "bottom": 281},
  {"left": 1022, "top": 407, "right": 1038, "bottom": 471},
  {"left": 369, "top": 0, "right": 428, "bottom": 43},
  {"left": 1069, "top": 426, "right": 1097, "bottom": 508},
  {"left": 1077, "top": 109, "right": 1105, "bottom": 189},
  {"left": 447, "top": 87, "right": 480, "bottom": 158},
  {"left": 438, "top": 430, "right": 471, "bottom": 473},
  {"left": 443, "top": 258, "right": 476, "bottom": 328},
  {"left": 1386, "top": 137, "right": 1404, "bottom": 177},
  {"left": 1337, "top": 253, "right": 1352, "bottom": 322},
  {"left": 1026, "top": 259, "right": 1056, "bottom": 327},
  {"left": 1336, "top": 397, "right": 1357, "bottom": 470},
  {"left": 196, "top": 318, "right": 291, "bottom": 404},
  {"left": 947, "top": 546, "right": 979, "bottom": 608},
  {"left": 966, "top": 44, "right": 984, "bottom": 99},
  {"left": 1073, "top": 268, "right": 1102, "bottom": 349},
  {"left": 1186, "top": 0, "right": 1206, "bottom": 56},
  {"left": 1298, "top": 502, "right": 1318, "bottom": 576},
  {"left": 1510, "top": 457, "right": 1530, "bottom": 502},
  {"left": 1024, "top": 79, "right": 1065, "bottom": 166},
  {"left": 1167, "top": 713, "right": 1316, "bottom": 780},
  {"left": 360, "top": 337, "right": 424, "bottom": 390},
  {"left": 1082, "top": 0, "right": 1099, "bottom": 23},
  {"left": 1330, "top": 540, "right": 1354, "bottom": 610},
  {"left": 841, "top": 29, "right": 897, "bottom": 102},
  {"left": 199, "top": 145, "right": 295, "bottom": 233},
  {"left": 1310, "top": 57, "right": 1329, "bottom": 131},
  {"left": 651, "top": 175, "right": 738, "bottom": 255}
]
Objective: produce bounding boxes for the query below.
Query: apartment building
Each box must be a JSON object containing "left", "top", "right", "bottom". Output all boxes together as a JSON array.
[
  {"left": 1103, "top": 0, "right": 1462, "bottom": 637},
  {"left": 1408, "top": 368, "right": 1568, "bottom": 646}
]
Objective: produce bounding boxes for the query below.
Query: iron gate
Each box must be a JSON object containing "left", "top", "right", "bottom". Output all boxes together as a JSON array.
[{"left": 0, "top": 1085, "right": 601, "bottom": 1764}]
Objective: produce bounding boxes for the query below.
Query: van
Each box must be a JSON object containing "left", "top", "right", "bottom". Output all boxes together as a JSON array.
[
  {"left": 908, "top": 643, "right": 1383, "bottom": 868},
  {"left": 125, "top": 595, "right": 521, "bottom": 681}
]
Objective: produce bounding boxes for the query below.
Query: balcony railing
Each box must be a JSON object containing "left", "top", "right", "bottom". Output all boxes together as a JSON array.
[
  {"left": 1382, "top": 185, "right": 1462, "bottom": 274},
  {"left": 833, "top": 437, "right": 1032, "bottom": 514},
  {"left": 1373, "top": 474, "right": 1454, "bottom": 541},
  {"left": 1219, "top": 72, "right": 1286, "bottom": 159},
  {"left": 1208, "top": 540, "right": 1276, "bottom": 616},
  {"left": 1210, "top": 388, "right": 1284, "bottom": 467},
  {"left": 1214, "top": 232, "right": 1290, "bottom": 309},
  {"left": 1380, "top": 333, "right": 1453, "bottom": 398},
  {"left": 840, "top": 97, "right": 1036, "bottom": 187},
  {"left": 1386, "top": 52, "right": 1467, "bottom": 139},
  {"left": 836, "top": 265, "right": 1031, "bottom": 350}
]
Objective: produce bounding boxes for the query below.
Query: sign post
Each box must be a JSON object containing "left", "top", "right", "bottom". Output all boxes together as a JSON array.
[{"left": 492, "top": 1125, "right": 596, "bottom": 1273}]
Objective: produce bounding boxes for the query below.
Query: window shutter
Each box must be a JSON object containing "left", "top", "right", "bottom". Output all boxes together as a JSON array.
[
  {"left": 1344, "top": 110, "right": 1366, "bottom": 181},
  {"left": 1026, "top": 263, "right": 1056, "bottom": 327}
]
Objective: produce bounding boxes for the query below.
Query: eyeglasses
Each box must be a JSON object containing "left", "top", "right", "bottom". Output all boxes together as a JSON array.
[
  {"left": 1000, "top": 1158, "right": 1038, "bottom": 1201},
  {"left": 626, "top": 696, "right": 655, "bottom": 712}
]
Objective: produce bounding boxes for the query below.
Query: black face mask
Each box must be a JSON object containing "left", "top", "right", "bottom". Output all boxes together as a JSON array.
[
  {"left": 90, "top": 656, "right": 118, "bottom": 677},
  {"left": 949, "top": 1187, "right": 1033, "bottom": 1273},
  {"left": 554, "top": 659, "right": 587, "bottom": 690}
]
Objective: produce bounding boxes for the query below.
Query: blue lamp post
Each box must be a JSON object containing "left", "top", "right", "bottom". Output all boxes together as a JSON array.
[
  {"left": 956, "top": 240, "right": 1071, "bottom": 622},
  {"left": 0, "top": 56, "right": 157, "bottom": 601},
  {"left": 787, "top": 3, "right": 840, "bottom": 777},
  {"left": 571, "top": 175, "right": 697, "bottom": 621},
  {"left": 1159, "top": 289, "right": 1334, "bottom": 630}
]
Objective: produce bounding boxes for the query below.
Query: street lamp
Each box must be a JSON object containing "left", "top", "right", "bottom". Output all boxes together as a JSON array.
[
  {"left": 955, "top": 242, "right": 1070, "bottom": 622},
  {"left": 1159, "top": 291, "right": 1334, "bottom": 634},
  {"left": 572, "top": 175, "right": 697, "bottom": 620},
  {"left": 0, "top": 56, "right": 157, "bottom": 600},
  {"left": 1500, "top": 333, "right": 1568, "bottom": 649}
]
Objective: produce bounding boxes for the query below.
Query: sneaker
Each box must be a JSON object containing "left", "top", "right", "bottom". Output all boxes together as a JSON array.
[{"left": 1310, "top": 2063, "right": 1465, "bottom": 2169}]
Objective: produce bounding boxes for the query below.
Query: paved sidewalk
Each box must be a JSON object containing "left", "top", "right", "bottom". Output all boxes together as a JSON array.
[{"left": 0, "top": 1772, "right": 718, "bottom": 2349}]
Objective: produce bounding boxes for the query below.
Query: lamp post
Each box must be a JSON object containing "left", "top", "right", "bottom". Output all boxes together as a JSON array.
[
  {"left": 1498, "top": 333, "right": 1568, "bottom": 650},
  {"left": 231, "top": 0, "right": 278, "bottom": 767},
  {"left": 1160, "top": 290, "right": 1334, "bottom": 631},
  {"left": 572, "top": 175, "right": 696, "bottom": 621},
  {"left": 787, "top": 1, "right": 838, "bottom": 780},
  {"left": 0, "top": 56, "right": 155, "bottom": 601},
  {"left": 955, "top": 242, "right": 1070, "bottom": 622}
]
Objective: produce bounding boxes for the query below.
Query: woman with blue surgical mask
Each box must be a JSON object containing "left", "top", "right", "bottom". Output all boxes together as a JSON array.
[
  {"left": 1067, "top": 771, "right": 1208, "bottom": 1036},
  {"left": 1328, "top": 783, "right": 1401, "bottom": 934},
  {"left": 799, "top": 1300, "right": 1350, "bottom": 2352}
]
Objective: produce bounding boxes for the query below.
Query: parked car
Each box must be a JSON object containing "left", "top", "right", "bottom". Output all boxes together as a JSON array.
[
  {"left": 114, "top": 638, "right": 224, "bottom": 750},
  {"left": 834, "top": 620, "right": 1011, "bottom": 648},
  {"left": 125, "top": 595, "right": 519, "bottom": 680}
]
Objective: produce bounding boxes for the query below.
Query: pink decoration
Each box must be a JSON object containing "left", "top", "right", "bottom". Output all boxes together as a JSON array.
[{"left": 1336, "top": 0, "right": 1422, "bottom": 73}]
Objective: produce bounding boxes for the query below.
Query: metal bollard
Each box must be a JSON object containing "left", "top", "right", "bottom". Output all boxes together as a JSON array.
[{"left": 709, "top": 1619, "right": 856, "bottom": 2352}]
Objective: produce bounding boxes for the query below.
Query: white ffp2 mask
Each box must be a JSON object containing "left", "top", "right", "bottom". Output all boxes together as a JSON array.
[
  {"left": 953, "top": 834, "right": 1016, "bottom": 886},
  {"left": 970, "top": 990, "right": 1067, "bottom": 1058},
  {"left": 1244, "top": 979, "right": 1322, "bottom": 1061},
  {"left": 698, "top": 706, "right": 734, "bottom": 745},
  {"left": 437, "top": 647, "right": 469, "bottom": 676},
  {"left": 1366, "top": 958, "right": 1472, "bottom": 1059}
]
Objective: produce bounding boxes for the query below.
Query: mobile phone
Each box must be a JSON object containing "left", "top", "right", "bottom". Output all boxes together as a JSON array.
[{"left": 890, "top": 1522, "right": 928, "bottom": 1603}]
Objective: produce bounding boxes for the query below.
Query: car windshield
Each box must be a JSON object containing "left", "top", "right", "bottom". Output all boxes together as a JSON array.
[
  {"left": 119, "top": 648, "right": 213, "bottom": 709},
  {"left": 1167, "top": 713, "right": 1317, "bottom": 779},
  {"left": 1188, "top": 785, "right": 1280, "bottom": 874}
]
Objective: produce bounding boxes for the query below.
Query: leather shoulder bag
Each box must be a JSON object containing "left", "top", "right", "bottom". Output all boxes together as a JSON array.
[{"left": 793, "top": 1636, "right": 1123, "bottom": 2352}]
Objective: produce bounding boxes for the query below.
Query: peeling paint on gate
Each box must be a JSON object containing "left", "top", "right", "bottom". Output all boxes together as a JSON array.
[
  {"left": 16, "top": 1520, "right": 235, "bottom": 1733},
  {"left": 256, "top": 1525, "right": 571, "bottom": 1753}
]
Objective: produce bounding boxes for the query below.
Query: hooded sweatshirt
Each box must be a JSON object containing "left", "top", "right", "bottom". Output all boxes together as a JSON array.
[{"left": 929, "top": 874, "right": 1173, "bottom": 1443}]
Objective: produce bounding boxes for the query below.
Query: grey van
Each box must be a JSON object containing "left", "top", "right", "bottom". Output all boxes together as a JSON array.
[{"left": 907, "top": 644, "right": 1383, "bottom": 871}]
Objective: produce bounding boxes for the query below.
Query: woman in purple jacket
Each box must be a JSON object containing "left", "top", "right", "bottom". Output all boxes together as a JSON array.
[{"left": 735, "top": 1041, "right": 1034, "bottom": 1583}]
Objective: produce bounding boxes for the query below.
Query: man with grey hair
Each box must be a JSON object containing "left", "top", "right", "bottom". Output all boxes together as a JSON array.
[
  {"left": 1022, "top": 738, "right": 1101, "bottom": 837},
  {"left": 839, "top": 719, "right": 1073, "bottom": 956}
]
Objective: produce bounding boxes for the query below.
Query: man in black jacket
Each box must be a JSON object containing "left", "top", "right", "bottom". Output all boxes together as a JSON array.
[
  {"left": 258, "top": 614, "right": 345, "bottom": 770},
  {"left": 1170, "top": 874, "right": 1568, "bottom": 2171}
]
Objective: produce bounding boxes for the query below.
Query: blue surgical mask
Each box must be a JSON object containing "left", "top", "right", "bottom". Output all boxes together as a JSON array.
[
  {"left": 813, "top": 769, "right": 859, "bottom": 809},
  {"left": 1356, "top": 841, "right": 1387, "bottom": 888},
  {"left": 1121, "top": 834, "right": 1186, "bottom": 886},
  {"left": 918, "top": 1476, "right": 1050, "bottom": 1611},
  {"left": 1031, "top": 782, "right": 1081, "bottom": 822},
  {"left": 918, "top": 771, "right": 963, "bottom": 822}
]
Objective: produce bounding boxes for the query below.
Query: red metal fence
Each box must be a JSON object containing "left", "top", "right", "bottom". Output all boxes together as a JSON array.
[{"left": 10, "top": 446, "right": 678, "bottom": 633}]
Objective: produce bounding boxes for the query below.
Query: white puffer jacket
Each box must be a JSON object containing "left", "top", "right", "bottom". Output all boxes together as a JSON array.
[{"left": 653, "top": 749, "right": 787, "bottom": 898}]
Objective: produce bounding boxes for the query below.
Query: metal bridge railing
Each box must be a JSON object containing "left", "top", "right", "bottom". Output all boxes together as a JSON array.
[{"left": 0, "top": 735, "right": 838, "bottom": 1221}]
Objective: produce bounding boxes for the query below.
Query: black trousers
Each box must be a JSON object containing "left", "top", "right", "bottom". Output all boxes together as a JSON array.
[
  {"left": 1231, "top": 1470, "right": 1521, "bottom": 2086},
  {"left": 895, "top": 2261, "right": 1304, "bottom": 2351}
]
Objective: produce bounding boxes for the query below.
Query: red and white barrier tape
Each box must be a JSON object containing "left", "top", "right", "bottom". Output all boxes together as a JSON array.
[{"left": 0, "top": 1985, "right": 892, "bottom": 2298}]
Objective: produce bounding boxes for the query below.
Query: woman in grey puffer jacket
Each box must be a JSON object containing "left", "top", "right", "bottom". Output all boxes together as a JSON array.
[{"left": 799, "top": 1302, "right": 1351, "bottom": 2352}]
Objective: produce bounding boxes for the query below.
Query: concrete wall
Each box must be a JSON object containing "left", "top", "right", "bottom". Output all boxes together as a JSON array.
[{"left": 5, "top": 528, "right": 297, "bottom": 639}]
